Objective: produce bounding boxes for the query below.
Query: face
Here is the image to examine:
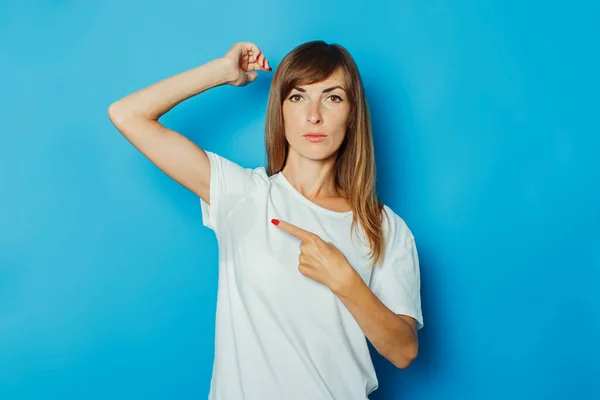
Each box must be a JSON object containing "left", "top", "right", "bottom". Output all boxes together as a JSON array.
[{"left": 282, "top": 68, "right": 351, "bottom": 161}]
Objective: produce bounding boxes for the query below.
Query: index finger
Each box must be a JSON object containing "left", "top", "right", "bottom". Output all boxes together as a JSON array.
[{"left": 271, "top": 219, "right": 316, "bottom": 242}]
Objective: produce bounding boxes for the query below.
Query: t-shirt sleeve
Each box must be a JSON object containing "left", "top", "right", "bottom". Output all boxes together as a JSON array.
[
  {"left": 369, "top": 237, "right": 424, "bottom": 330},
  {"left": 199, "top": 150, "right": 260, "bottom": 234}
]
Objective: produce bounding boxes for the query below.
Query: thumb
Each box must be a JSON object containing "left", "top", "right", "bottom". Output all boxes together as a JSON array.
[{"left": 246, "top": 71, "right": 258, "bottom": 83}]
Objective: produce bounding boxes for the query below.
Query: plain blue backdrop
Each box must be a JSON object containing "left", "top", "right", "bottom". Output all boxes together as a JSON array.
[{"left": 1, "top": 1, "right": 598, "bottom": 399}]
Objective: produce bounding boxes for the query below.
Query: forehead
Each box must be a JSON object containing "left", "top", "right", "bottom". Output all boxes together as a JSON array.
[{"left": 297, "top": 68, "right": 347, "bottom": 90}]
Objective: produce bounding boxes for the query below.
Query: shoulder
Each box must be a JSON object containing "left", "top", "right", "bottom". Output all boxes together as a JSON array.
[
  {"left": 204, "top": 150, "right": 271, "bottom": 184},
  {"left": 381, "top": 204, "right": 416, "bottom": 252}
]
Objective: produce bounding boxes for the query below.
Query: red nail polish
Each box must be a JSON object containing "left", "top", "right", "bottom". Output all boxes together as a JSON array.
[{"left": 271, "top": 219, "right": 280, "bottom": 226}]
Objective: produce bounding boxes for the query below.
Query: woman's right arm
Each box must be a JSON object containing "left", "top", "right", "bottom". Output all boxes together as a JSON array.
[{"left": 107, "top": 43, "right": 271, "bottom": 204}]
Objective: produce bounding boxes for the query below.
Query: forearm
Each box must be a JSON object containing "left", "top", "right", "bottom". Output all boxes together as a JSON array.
[
  {"left": 333, "top": 272, "right": 418, "bottom": 369},
  {"left": 109, "top": 57, "right": 233, "bottom": 122}
]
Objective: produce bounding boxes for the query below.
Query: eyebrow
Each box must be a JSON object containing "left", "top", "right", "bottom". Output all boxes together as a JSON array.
[{"left": 293, "top": 85, "right": 346, "bottom": 93}]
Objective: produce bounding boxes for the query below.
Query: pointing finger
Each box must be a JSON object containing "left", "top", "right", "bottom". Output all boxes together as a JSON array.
[{"left": 271, "top": 219, "right": 317, "bottom": 242}]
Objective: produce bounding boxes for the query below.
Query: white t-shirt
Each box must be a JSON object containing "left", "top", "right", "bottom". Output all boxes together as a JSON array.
[{"left": 199, "top": 150, "right": 424, "bottom": 400}]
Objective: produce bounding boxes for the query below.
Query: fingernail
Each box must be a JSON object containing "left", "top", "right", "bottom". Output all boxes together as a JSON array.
[{"left": 271, "top": 219, "right": 280, "bottom": 226}]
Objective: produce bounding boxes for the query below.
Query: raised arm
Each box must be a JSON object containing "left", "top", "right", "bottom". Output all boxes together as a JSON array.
[{"left": 107, "top": 42, "right": 271, "bottom": 204}]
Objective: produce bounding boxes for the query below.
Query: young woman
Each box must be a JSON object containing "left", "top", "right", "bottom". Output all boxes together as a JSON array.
[{"left": 108, "top": 40, "right": 424, "bottom": 400}]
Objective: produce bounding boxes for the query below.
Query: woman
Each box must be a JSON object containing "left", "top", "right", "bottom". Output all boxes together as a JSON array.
[{"left": 108, "top": 40, "right": 424, "bottom": 400}]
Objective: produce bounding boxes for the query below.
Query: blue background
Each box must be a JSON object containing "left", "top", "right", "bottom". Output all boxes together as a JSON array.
[{"left": 1, "top": 1, "right": 598, "bottom": 399}]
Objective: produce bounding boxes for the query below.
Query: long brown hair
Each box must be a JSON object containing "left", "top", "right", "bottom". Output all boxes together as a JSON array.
[{"left": 264, "top": 40, "right": 390, "bottom": 268}]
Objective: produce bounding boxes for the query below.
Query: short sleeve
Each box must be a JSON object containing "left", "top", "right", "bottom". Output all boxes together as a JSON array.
[
  {"left": 200, "top": 150, "right": 262, "bottom": 234},
  {"left": 369, "top": 238, "right": 424, "bottom": 330}
]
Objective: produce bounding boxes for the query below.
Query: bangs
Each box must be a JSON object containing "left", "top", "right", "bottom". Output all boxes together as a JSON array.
[{"left": 279, "top": 43, "right": 350, "bottom": 98}]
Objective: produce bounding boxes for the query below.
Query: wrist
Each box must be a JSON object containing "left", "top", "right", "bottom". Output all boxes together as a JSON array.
[
  {"left": 215, "top": 57, "right": 237, "bottom": 85},
  {"left": 332, "top": 265, "right": 363, "bottom": 299}
]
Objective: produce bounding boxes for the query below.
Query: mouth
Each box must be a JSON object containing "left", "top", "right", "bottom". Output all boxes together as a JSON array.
[{"left": 303, "top": 133, "right": 327, "bottom": 143}]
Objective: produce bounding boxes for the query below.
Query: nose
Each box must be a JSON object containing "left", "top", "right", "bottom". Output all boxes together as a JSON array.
[{"left": 307, "top": 100, "right": 322, "bottom": 124}]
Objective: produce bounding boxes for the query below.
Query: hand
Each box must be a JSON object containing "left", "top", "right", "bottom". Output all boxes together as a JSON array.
[
  {"left": 271, "top": 219, "right": 359, "bottom": 295},
  {"left": 221, "top": 42, "right": 272, "bottom": 87}
]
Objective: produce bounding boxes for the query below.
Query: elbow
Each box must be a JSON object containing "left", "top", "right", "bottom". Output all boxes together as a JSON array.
[
  {"left": 394, "top": 355, "right": 416, "bottom": 370},
  {"left": 108, "top": 101, "right": 156, "bottom": 130},
  {"left": 108, "top": 101, "right": 129, "bottom": 128},
  {"left": 393, "top": 343, "right": 419, "bottom": 369}
]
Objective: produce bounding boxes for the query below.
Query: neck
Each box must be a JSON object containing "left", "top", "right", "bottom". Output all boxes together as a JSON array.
[{"left": 280, "top": 150, "right": 342, "bottom": 199}]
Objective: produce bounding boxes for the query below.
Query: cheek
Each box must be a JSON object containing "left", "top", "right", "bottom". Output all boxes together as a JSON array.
[
  {"left": 282, "top": 107, "right": 304, "bottom": 131},
  {"left": 329, "top": 108, "right": 351, "bottom": 131}
]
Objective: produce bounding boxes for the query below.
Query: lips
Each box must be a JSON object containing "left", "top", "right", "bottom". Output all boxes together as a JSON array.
[
  {"left": 303, "top": 133, "right": 327, "bottom": 137},
  {"left": 304, "top": 134, "right": 327, "bottom": 143}
]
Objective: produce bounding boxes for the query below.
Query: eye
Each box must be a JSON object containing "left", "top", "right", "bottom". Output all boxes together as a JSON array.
[
  {"left": 328, "top": 94, "right": 343, "bottom": 103},
  {"left": 289, "top": 94, "right": 303, "bottom": 102}
]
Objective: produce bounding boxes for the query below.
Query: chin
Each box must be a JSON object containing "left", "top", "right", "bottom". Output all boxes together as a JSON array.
[{"left": 294, "top": 144, "right": 339, "bottom": 161}]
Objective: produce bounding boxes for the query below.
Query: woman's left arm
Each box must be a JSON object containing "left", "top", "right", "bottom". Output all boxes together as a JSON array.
[
  {"left": 333, "top": 275, "right": 419, "bottom": 369},
  {"left": 271, "top": 218, "right": 419, "bottom": 369}
]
